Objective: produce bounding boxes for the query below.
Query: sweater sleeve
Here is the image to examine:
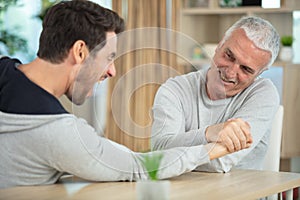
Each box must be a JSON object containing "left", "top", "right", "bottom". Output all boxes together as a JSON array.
[
  {"left": 151, "top": 77, "right": 208, "bottom": 150},
  {"left": 48, "top": 116, "right": 210, "bottom": 181}
]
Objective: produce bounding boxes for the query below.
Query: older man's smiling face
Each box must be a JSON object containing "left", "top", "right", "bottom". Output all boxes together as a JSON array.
[{"left": 206, "top": 28, "right": 271, "bottom": 100}]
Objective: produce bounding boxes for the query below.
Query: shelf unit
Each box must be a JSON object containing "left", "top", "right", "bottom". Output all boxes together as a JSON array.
[{"left": 178, "top": 6, "right": 295, "bottom": 64}]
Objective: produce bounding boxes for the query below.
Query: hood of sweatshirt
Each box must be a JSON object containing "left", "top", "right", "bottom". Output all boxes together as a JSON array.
[{"left": 0, "top": 56, "right": 67, "bottom": 115}]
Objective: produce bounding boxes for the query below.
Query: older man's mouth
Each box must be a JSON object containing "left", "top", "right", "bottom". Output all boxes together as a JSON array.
[{"left": 219, "top": 70, "right": 237, "bottom": 85}]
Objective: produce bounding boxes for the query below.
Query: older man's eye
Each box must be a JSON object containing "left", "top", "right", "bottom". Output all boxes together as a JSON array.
[
  {"left": 225, "top": 52, "right": 234, "bottom": 61},
  {"left": 241, "top": 65, "right": 255, "bottom": 74}
]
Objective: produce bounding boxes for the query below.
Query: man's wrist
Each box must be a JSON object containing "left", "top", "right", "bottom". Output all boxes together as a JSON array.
[{"left": 205, "top": 143, "right": 228, "bottom": 160}]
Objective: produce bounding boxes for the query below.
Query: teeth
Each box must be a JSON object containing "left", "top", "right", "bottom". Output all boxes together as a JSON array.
[
  {"left": 219, "top": 70, "right": 236, "bottom": 85},
  {"left": 220, "top": 73, "right": 226, "bottom": 81},
  {"left": 219, "top": 71, "right": 227, "bottom": 82}
]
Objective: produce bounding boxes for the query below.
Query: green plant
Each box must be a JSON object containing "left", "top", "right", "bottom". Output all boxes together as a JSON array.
[
  {"left": 281, "top": 36, "right": 293, "bottom": 46},
  {"left": 0, "top": 29, "right": 27, "bottom": 55},
  {"left": 37, "top": 0, "right": 60, "bottom": 21},
  {"left": 0, "top": 0, "right": 28, "bottom": 55},
  {"left": 139, "top": 152, "right": 163, "bottom": 181}
]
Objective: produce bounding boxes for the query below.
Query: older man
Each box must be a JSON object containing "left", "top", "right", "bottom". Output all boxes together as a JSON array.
[{"left": 151, "top": 16, "right": 280, "bottom": 172}]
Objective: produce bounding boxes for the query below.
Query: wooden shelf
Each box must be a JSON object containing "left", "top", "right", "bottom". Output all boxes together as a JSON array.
[
  {"left": 179, "top": 59, "right": 300, "bottom": 67},
  {"left": 182, "top": 6, "right": 295, "bottom": 15}
]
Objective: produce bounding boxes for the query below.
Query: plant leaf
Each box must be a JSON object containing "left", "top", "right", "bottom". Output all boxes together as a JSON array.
[{"left": 139, "top": 152, "right": 163, "bottom": 181}]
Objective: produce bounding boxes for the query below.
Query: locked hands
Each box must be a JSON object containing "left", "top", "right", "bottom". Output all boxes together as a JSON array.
[{"left": 205, "top": 118, "right": 253, "bottom": 153}]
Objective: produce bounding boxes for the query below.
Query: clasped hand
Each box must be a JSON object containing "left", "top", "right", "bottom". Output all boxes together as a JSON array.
[{"left": 205, "top": 118, "right": 253, "bottom": 153}]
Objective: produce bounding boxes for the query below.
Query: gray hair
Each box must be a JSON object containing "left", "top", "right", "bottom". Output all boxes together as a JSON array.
[{"left": 222, "top": 16, "right": 280, "bottom": 67}]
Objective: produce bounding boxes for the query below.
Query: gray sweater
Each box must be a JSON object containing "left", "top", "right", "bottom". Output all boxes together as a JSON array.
[
  {"left": 151, "top": 68, "right": 280, "bottom": 172},
  {"left": 0, "top": 111, "right": 211, "bottom": 188}
]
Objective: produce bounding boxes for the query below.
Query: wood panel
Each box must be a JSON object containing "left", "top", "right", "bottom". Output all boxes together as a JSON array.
[{"left": 281, "top": 64, "right": 300, "bottom": 158}]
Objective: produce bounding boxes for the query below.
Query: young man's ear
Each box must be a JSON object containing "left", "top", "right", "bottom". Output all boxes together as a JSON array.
[{"left": 72, "top": 40, "right": 89, "bottom": 64}]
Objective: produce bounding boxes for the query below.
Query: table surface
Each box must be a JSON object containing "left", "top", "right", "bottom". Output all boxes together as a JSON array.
[{"left": 1, "top": 169, "right": 300, "bottom": 200}]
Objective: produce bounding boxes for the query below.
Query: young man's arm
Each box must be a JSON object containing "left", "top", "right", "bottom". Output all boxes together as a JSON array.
[{"left": 48, "top": 116, "right": 247, "bottom": 181}]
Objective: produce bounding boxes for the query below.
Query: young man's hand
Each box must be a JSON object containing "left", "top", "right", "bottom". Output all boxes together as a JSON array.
[{"left": 205, "top": 142, "right": 251, "bottom": 160}]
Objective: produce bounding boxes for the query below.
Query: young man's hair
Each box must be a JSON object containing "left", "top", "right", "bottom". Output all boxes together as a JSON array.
[{"left": 37, "top": 0, "right": 124, "bottom": 64}]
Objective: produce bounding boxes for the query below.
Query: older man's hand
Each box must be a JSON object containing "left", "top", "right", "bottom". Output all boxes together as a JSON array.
[{"left": 205, "top": 118, "right": 253, "bottom": 153}]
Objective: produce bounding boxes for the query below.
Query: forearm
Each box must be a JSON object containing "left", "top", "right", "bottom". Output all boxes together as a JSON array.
[
  {"left": 205, "top": 143, "right": 229, "bottom": 160},
  {"left": 151, "top": 127, "right": 208, "bottom": 150},
  {"left": 205, "top": 142, "right": 251, "bottom": 160},
  {"left": 151, "top": 82, "right": 209, "bottom": 150},
  {"left": 156, "top": 145, "right": 210, "bottom": 179}
]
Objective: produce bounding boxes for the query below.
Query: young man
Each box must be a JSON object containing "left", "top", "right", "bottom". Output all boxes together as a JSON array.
[
  {"left": 151, "top": 16, "right": 280, "bottom": 172},
  {"left": 0, "top": 1, "right": 248, "bottom": 188}
]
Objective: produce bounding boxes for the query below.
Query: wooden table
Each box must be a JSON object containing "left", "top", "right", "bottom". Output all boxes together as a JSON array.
[{"left": 0, "top": 169, "right": 300, "bottom": 200}]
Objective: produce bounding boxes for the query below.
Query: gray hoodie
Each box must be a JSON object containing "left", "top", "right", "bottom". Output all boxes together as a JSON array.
[{"left": 0, "top": 111, "right": 210, "bottom": 188}]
